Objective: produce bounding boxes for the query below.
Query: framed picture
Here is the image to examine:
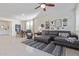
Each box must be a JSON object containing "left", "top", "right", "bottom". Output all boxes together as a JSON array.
[
  {"left": 63, "top": 18, "right": 67, "bottom": 26},
  {"left": 45, "top": 21, "right": 50, "bottom": 29},
  {"left": 51, "top": 21, "right": 53, "bottom": 24},
  {"left": 54, "top": 19, "right": 62, "bottom": 29}
]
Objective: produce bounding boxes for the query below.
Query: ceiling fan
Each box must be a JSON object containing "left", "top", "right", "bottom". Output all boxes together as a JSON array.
[{"left": 35, "top": 3, "right": 55, "bottom": 11}]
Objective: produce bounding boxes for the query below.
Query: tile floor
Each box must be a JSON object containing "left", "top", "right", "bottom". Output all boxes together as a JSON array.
[{"left": 0, "top": 35, "right": 52, "bottom": 56}]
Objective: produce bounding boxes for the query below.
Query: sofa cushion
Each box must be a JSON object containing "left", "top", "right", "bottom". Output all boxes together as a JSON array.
[
  {"left": 54, "top": 36, "right": 77, "bottom": 44},
  {"left": 34, "top": 36, "right": 51, "bottom": 44},
  {"left": 65, "top": 37, "right": 76, "bottom": 43},
  {"left": 54, "top": 37, "right": 79, "bottom": 50},
  {"left": 54, "top": 36, "right": 67, "bottom": 40},
  {"left": 48, "top": 31, "right": 58, "bottom": 35},
  {"left": 42, "top": 30, "right": 49, "bottom": 35},
  {"left": 59, "top": 32, "right": 70, "bottom": 37}
]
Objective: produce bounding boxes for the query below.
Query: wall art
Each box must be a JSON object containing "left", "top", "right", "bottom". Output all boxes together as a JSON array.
[
  {"left": 63, "top": 18, "right": 67, "bottom": 26},
  {"left": 54, "top": 19, "right": 62, "bottom": 29},
  {"left": 45, "top": 21, "right": 50, "bottom": 29}
]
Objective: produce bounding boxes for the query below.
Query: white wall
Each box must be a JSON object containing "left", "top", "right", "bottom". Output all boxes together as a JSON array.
[
  {"left": 34, "top": 4, "right": 76, "bottom": 33},
  {"left": 76, "top": 4, "right": 79, "bottom": 32}
]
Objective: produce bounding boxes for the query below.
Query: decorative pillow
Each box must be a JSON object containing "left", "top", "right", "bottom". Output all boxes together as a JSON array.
[
  {"left": 59, "top": 33, "right": 69, "bottom": 37},
  {"left": 65, "top": 37, "right": 76, "bottom": 43}
]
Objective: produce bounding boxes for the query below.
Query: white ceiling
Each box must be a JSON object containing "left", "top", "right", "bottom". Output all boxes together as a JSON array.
[{"left": 0, "top": 3, "right": 76, "bottom": 21}]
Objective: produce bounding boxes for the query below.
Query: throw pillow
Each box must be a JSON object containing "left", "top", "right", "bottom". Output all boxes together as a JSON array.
[
  {"left": 59, "top": 33, "right": 69, "bottom": 37},
  {"left": 65, "top": 37, "right": 76, "bottom": 43}
]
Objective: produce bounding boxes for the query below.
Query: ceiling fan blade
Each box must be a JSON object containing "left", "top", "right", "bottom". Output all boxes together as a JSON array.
[
  {"left": 46, "top": 4, "right": 55, "bottom": 7},
  {"left": 43, "top": 8, "right": 46, "bottom": 11},
  {"left": 35, "top": 6, "right": 41, "bottom": 9}
]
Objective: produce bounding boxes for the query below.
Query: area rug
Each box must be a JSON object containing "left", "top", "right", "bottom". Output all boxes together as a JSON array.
[{"left": 22, "top": 39, "right": 65, "bottom": 56}]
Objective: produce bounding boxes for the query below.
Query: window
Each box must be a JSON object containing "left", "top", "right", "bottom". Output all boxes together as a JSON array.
[{"left": 26, "top": 20, "right": 33, "bottom": 30}]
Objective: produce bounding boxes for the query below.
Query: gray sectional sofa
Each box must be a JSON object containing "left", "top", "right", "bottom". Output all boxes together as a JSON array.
[
  {"left": 34, "top": 30, "right": 79, "bottom": 51},
  {"left": 23, "top": 30, "right": 78, "bottom": 56}
]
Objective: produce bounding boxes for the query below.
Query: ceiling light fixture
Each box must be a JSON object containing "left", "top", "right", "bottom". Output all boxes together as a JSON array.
[{"left": 41, "top": 4, "right": 46, "bottom": 8}]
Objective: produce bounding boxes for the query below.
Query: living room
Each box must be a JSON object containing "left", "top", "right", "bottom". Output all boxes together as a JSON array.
[{"left": 0, "top": 3, "right": 79, "bottom": 56}]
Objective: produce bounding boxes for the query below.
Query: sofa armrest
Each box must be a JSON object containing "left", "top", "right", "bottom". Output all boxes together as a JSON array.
[{"left": 70, "top": 34, "right": 78, "bottom": 39}]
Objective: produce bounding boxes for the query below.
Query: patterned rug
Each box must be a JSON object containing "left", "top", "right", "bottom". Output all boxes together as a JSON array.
[{"left": 22, "top": 39, "right": 66, "bottom": 56}]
